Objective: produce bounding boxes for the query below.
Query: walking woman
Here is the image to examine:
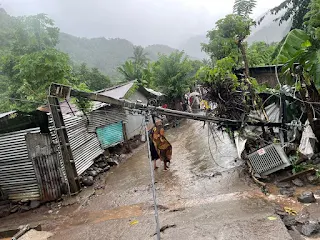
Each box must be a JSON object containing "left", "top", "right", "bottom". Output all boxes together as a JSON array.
[
  {"left": 151, "top": 120, "right": 172, "bottom": 171},
  {"left": 149, "top": 127, "right": 160, "bottom": 170}
]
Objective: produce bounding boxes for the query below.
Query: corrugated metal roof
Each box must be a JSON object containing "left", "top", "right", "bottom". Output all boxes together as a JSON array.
[
  {"left": 100, "top": 82, "right": 135, "bottom": 99},
  {"left": 0, "top": 111, "right": 16, "bottom": 119},
  {"left": 144, "top": 87, "right": 163, "bottom": 97}
]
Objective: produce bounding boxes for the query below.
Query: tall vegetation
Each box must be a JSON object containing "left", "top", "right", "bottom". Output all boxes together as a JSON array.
[
  {"left": 271, "top": 0, "right": 320, "bottom": 140},
  {"left": 203, "top": 0, "right": 256, "bottom": 78},
  {"left": 0, "top": 11, "right": 111, "bottom": 112},
  {"left": 153, "top": 51, "right": 194, "bottom": 103},
  {"left": 265, "top": 0, "right": 311, "bottom": 30}
]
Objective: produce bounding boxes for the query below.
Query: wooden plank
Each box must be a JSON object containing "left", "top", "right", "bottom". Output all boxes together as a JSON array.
[{"left": 278, "top": 168, "right": 316, "bottom": 182}]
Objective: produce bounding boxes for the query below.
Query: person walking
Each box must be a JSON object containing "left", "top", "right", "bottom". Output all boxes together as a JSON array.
[
  {"left": 151, "top": 120, "right": 172, "bottom": 171},
  {"left": 149, "top": 127, "right": 160, "bottom": 170}
]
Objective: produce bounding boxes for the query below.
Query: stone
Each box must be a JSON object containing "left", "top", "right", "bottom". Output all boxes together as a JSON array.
[
  {"left": 48, "top": 210, "right": 53, "bottom": 214},
  {"left": 103, "top": 166, "right": 111, "bottom": 172},
  {"left": 19, "top": 205, "right": 30, "bottom": 213},
  {"left": 276, "top": 182, "right": 292, "bottom": 188},
  {"left": 82, "top": 176, "right": 94, "bottom": 186},
  {"left": 87, "top": 170, "right": 98, "bottom": 177},
  {"left": 280, "top": 187, "right": 295, "bottom": 197},
  {"left": 0, "top": 208, "right": 10, "bottom": 218},
  {"left": 307, "top": 174, "right": 318, "bottom": 184},
  {"left": 292, "top": 178, "right": 304, "bottom": 187},
  {"left": 30, "top": 200, "right": 41, "bottom": 209},
  {"left": 300, "top": 220, "right": 320, "bottom": 236},
  {"left": 298, "top": 191, "right": 316, "bottom": 203},
  {"left": 96, "top": 168, "right": 103, "bottom": 174},
  {"left": 10, "top": 205, "right": 19, "bottom": 213},
  {"left": 98, "top": 162, "right": 108, "bottom": 168},
  {"left": 295, "top": 208, "right": 310, "bottom": 224},
  {"left": 107, "top": 157, "right": 119, "bottom": 166},
  {"left": 283, "top": 215, "right": 297, "bottom": 227}
]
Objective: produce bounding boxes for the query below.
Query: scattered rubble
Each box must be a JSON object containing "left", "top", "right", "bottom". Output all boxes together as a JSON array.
[
  {"left": 280, "top": 187, "right": 295, "bottom": 197},
  {"left": 300, "top": 220, "right": 320, "bottom": 236},
  {"left": 297, "top": 191, "right": 316, "bottom": 203},
  {"left": 292, "top": 178, "right": 304, "bottom": 187}
]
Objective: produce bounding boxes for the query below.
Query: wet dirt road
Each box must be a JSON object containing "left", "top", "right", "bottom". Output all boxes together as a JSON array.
[{"left": 1, "top": 120, "right": 292, "bottom": 239}]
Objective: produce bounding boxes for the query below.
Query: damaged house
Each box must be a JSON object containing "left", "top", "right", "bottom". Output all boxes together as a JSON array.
[{"left": 0, "top": 82, "right": 163, "bottom": 203}]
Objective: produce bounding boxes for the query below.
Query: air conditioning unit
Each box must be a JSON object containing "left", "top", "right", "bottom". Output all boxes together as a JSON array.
[{"left": 247, "top": 144, "right": 291, "bottom": 176}]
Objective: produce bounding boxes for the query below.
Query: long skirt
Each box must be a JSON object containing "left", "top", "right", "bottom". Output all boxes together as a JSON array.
[{"left": 149, "top": 140, "right": 159, "bottom": 161}]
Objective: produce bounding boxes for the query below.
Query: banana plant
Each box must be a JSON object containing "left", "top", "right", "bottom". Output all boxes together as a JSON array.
[{"left": 273, "top": 29, "right": 320, "bottom": 88}]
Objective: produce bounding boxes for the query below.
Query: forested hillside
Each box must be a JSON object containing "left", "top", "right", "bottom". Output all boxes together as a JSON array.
[{"left": 57, "top": 34, "right": 179, "bottom": 79}]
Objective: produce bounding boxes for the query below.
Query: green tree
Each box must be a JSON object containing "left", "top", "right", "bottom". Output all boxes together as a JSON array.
[
  {"left": 117, "top": 60, "right": 142, "bottom": 82},
  {"left": 74, "top": 63, "right": 111, "bottom": 91},
  {"left": 12, "top": 14, "right": 59, "bottom": 55},
  {"left": 202, "top": 14, "right": 254, "bottom": 77},
  {"left": 261, "top": 0, "right": 310, "bottom": 30},
  {"left": 233, "top": 0, "right": 257, "bottom": 16},
  {"left": 0, "top": 13, "right": 85, "bottom": 112},
  {"left": 2, "top": 48, "right": 73, "bottom": 111},
  {"left": 153, "top": 51, "right": 193, "bottom": 103},
  {"left": 130, "top": 46, "right": 149, "bottom": 67},
  {"left": 247, "top": 42, "right": 277, "bottom": 67}
]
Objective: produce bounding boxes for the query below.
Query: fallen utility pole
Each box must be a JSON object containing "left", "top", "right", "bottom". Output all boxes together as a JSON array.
[{"left": 49, "top": 83, "right": 282, "bottom": 128}]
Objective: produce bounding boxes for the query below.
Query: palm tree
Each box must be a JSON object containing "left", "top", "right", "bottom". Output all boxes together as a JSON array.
[
  {"left": 117, "top": 60, "right": 142, "bottom": 81},
  {"left": 233, "top": 0, "right": 257, "bottom": 17},
  {"left": 130, "top": 46, "right": 149, "bottom": 67}
]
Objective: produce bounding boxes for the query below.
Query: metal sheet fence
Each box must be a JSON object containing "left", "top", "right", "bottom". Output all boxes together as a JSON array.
[{"left": 0, "top": 128, "right": 41, "bottom": 200}]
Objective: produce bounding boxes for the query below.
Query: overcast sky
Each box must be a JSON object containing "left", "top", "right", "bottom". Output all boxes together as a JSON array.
[{"left": 1, "top": 0, "right": 284, "bottom": 47}]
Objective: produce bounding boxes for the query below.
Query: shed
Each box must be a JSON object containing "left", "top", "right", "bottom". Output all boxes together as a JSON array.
[
  {"left": 234, "top": 64, "right": 298, "bottom": 88},
  {"left": 98, "top": 81, "right": 163, "bottom": 139},
  {"left": 0, "top": 111, "right": 64, "bottom": 201}
]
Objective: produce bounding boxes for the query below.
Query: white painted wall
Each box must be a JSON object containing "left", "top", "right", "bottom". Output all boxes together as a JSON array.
[{"left": 125, "top": 91, "right": 153, "bottom": 139}]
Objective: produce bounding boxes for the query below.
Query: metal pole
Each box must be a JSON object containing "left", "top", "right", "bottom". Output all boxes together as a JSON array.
[{"left": 144, "top": 112, "right": 161, "bottom": 240}]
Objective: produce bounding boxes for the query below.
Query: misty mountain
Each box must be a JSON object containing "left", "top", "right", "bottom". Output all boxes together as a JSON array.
[
  {"left": 179, "top": 35, "right": 209, "bottom": 60},
  {"left": 57, "top": 33, "right": 180, "bottom": 79},
  {"left": 177, "top": 11, "right": 292, "bottom": 59},
  {"left": 246, "top": 11, "right": 292, "bottom": 45}
]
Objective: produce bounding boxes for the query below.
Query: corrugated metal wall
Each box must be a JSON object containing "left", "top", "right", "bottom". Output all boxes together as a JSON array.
[
  {"left": 88, "top": 107, "right": 126, "bottom": 133},
  {"left": 49, "top": 106, "right": 127, "bottom": 176},
  {"left": 25, "top": 133, "right": 63, "bottom": 201},
  {"left": 64, "top": 116, "right": 104, "bottom": 175},
  {"left": 0, "top": 128, "right": 41, "bottom": 200},
  {"left": 96, "top": 122, "right": 124, "bottom": 149}
]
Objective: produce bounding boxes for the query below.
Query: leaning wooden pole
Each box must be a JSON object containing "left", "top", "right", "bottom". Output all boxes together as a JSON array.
[
  {"left": 48, "top": 95, "right": 81, "bottom": 195},
  {"left": 49, "top": 83, "right": 282, "bottom": 128}
]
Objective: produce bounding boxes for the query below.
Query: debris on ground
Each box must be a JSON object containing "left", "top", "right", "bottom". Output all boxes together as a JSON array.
[
  {"left": 292, "top": 178, "right": 304, "bottom": 187},
  {"left": 152, "top": 224, "right": 177, "bottom": 236},
  {"left": 297, "top": 191, "right": 316, "bottom": 203},
  {"left": 300, "top": 220, "right": 320, "bottom": 236},
  {"left": 19, "top": 229, "right": 53, "bottom": 240},
  {"left": 169, "top": 207, "right": 186, "bottom": 212}
]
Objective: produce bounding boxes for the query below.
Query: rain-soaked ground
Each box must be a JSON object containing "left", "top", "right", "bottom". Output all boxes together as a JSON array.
[{"left": 0, "top": 120, "right": 293, "bottom": 240}]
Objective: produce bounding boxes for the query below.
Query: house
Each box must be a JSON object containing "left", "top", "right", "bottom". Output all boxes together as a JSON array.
[
  {"left": 0, "top": 110, "right": 63, "bottom": 201},
  {"left": 98, "top": 81, "right": 163, "bottom": 139},
  {"left": 234, "top": 64, "right": 298, "bottom": 88},
  {"left": 0, "top": 81, "right": 163, "bottom": 201}
]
